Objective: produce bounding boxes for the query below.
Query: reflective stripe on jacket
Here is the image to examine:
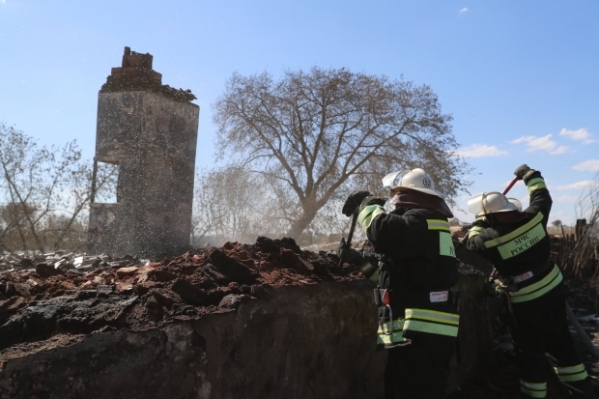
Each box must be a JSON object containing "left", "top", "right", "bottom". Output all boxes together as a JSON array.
[
  {"left": 483, "top": 212, "right": 546, "bottom": 260},
  {"left": 520, "top": 379, "right": 547, "bottom": 398},
  {"left": 376, "top": 305, "right": 460, "bottom": 345},
  {"left": 509, "top": 264, "right": 563, "bottom": 303},
  {"left": 427, "top": 219, "right": 456, "bottom": 258},
  {"left": 404, "top": 308, "right": 459, "bottom": 337},
  {"left": 553, "top": 363, "right": 588, "bottom": 383}
]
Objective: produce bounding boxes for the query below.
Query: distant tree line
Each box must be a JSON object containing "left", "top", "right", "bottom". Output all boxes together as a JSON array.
[{"left": 3, "top": 68, "right": 599, "bottom": 258}]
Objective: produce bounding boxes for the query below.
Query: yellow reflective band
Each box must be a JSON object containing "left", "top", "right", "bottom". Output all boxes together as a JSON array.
[
  {"left": 405, "top": 309, "right": 459, "bottom": 325},
  {"left": 404, "top": 308, "right": 459, "bottom": 337},
  {"left": 554, "top": 364, "right": 588, "bottom": 383},
  {"left": 554, "top": 363, "right": 586, "bottom": 375},
  {"left": 439, "top": 231, "right": 456, "bottom": 257},
  {"left": 426, "top": 219, "right": 450, "bottom": 232},
  {"left": 426, "top": 219, "right": 456, "bottom": 257},
  {"left": 520, "top": 379, "right": 547, "bottom": 398},
  {"left": 377, "top": 319, "right": 405, "bottom": 334},
  {"left": 468, "top": 225, "right": 485, "bottom": 239},
  {"left": 497, "top": 222, "right": 546, "bottom": 260},
  {"left": 484, "top": 212, "right": 544, "bottom": 248},
  {"left": 358, "top": 205, "right": 386, "bottom": 231},
  {"left": 510, "top": 265, "right": 562, "bottom": 303},
  {"left": 527, "top": 177, "right": 547, "bottom": 195},
  {"left": 403, "top": 320, "right": 459, "bottom": 337}
]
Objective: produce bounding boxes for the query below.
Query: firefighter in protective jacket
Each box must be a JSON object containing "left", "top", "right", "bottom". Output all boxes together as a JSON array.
[
  {"left": 462, "top": 164, "right": 594, "bottom": 398},
  {"left": 342, "top": 168, "right": 459, "bottom": 399}
]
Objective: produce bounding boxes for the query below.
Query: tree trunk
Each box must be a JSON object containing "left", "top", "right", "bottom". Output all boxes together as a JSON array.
[{"left": 287, "top": 207, "right": 318, "bottom": 239}]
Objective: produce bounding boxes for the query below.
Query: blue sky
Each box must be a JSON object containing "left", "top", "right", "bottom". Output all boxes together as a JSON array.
[{"left": 1, "top": 1, "right": 598, "bottom": 225}]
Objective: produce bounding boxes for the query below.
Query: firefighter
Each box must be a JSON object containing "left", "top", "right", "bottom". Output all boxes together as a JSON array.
[
  {"left": 462, "top": 164, "right": 594, "bottom": 398},
  {"left": 341, "top": 168, "right": 459, "bottom": 399}
]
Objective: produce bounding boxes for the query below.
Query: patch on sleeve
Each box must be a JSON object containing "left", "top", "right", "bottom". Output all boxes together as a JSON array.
[
  {"left": 514, "top": 271, "right": 533, "bottom": 283},
  {"left": 430, "top": 291, "right": 449, "bottom": 303}
]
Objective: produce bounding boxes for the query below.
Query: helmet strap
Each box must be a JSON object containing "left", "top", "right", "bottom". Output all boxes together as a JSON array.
[
  {"left": 481, "top": 192, "right": 489, "bottom": 215},
  {"left": 486, "top": 213, "right": 498, "bottom": 226},
  {"left": 480, "top": 192, "right": 496, "bottom": 226}
]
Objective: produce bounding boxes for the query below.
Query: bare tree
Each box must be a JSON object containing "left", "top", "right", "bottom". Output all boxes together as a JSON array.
[
  {"left": 192, "top": 167, "right": 289, "bottom": 245},
  {"left": 213, "top": 67, "right": 470, "bottom": 239},
  {"left": 0, "top": 202, "right": 37, "bottom": 253},
  {"left": 557, "top": 171, "right": 599, "bottom": 283},
  {"left": 575, "top": 173, "right": 599, "bottom": 231},
  {"left": 192, "top": 168, "right": 235, "bottom": 245},
  {"left": 0, "top": 123, "right": 116, "bottom": 253}
]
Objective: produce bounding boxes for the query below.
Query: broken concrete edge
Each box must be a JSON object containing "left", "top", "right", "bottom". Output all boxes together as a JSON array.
[
  {"left": 0, "top": 279, "right": 373, "bottom": 370},
  {"left": 0, "top": 275, "right": 501, "bottom": 399}
]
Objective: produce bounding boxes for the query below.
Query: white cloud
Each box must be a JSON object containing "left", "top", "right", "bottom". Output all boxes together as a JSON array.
[
  {"left": 572, "top": 159, "right": 599, "bottom": 171},
  {"left": 459, "top": 7, "right": 469, "bottom": 14},
  {"left": 454, "top": 144, "right": 507, "bottom": 158},
  {"left": 555, "top": 195, "right": 578, "bottom": 203},
  {"left": 560, "top": 128, "right": 594, "bottom": 144},
  {"left": 510, "top": 134, "right": 568, "bottom": 155},
  {"left": 550, "top": 146, "right": 568, "bottom": 155},
  {"left": 552, "top": 180, "right": 597, "bottom": 190}
]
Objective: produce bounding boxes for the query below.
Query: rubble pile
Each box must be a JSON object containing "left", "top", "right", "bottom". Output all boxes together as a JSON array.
[
  {"left": 5, "top": 233, "right": 595, "bottom": 398},
  {"left": 0, "top": 237, "right": 387, "bottom": 399},
  {"left": 0, "top": 236, "right": 358, "bottom": 352}
]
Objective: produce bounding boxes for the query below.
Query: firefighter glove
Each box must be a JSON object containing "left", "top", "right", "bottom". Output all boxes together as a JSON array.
[
  {"left": 471, "top": 219, "right": 490, "bottom": 229},
  {"left": 361, "top": 195, "right": 387, "bottom": 209},
  {"left": 338, "top": 239, "right": 363, "bottom": 264},
  {"left": 342, "top": 190, "right": 372, "bottom": 216},
  {"left": 514, "top": 164, "right": 533, "bottom": 180}
]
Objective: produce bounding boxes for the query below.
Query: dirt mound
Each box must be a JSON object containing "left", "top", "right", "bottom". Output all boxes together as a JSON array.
[{"left": 0, "top": 236, "right": 357, "bottom": 352}]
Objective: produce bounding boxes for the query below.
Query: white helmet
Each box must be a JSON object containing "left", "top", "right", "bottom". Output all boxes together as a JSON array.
[
  {"left": 467, "top": 192, "right": 520, "bottom": 218},
  {"left": 508, "top": 198, "right": 523, "bottom": 212},
  {"left": 382, "top": 168, "right": 446, "bottom": 198}
]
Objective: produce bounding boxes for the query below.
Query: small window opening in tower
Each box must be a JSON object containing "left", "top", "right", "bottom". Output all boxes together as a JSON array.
[{"left": 92, "top": 161, "right": 119, "bottom": 204}]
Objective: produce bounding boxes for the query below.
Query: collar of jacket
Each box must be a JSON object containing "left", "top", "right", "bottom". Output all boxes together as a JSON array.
[
  {"left": 390, "top": 191, "right": 453, "bottom": 218},
  {"left": 487, "top": 210, "right": 527, "bottom": 225}
]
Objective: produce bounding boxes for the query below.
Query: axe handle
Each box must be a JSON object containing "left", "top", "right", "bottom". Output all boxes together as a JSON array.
[
  {"left": 338, "top": 210, "right": 359, "bottom": 267},
  {"left": 346, "top": 210, "right": 358, "bottom": 247},
  {"left": 502, "top": 176, "right": 519, "bottom": 195}
]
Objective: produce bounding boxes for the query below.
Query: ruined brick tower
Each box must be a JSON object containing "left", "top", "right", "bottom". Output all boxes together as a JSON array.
[{"left": 87, "top": 47, "right": 199, "bottom": 258}]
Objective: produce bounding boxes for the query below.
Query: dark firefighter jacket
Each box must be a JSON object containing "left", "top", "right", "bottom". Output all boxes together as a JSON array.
[
  {"left": 463, "top": 171, "right": 560, "bottom": 303},
  {"left": 357, "top": 203, "right": 460, "bottom": 348}
]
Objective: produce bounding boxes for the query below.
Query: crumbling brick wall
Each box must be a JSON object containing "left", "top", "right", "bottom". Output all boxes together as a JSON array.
[{"left": 88, "top": 47, "right": 199, "bottom": 258}]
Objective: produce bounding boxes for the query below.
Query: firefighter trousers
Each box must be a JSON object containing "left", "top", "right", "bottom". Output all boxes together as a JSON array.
[
  {"left": 384, "top": 334, "right": 456, "bottom": 399},
  {"left": 510, "top": 282, "right": 593, "bottom": 398}
]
